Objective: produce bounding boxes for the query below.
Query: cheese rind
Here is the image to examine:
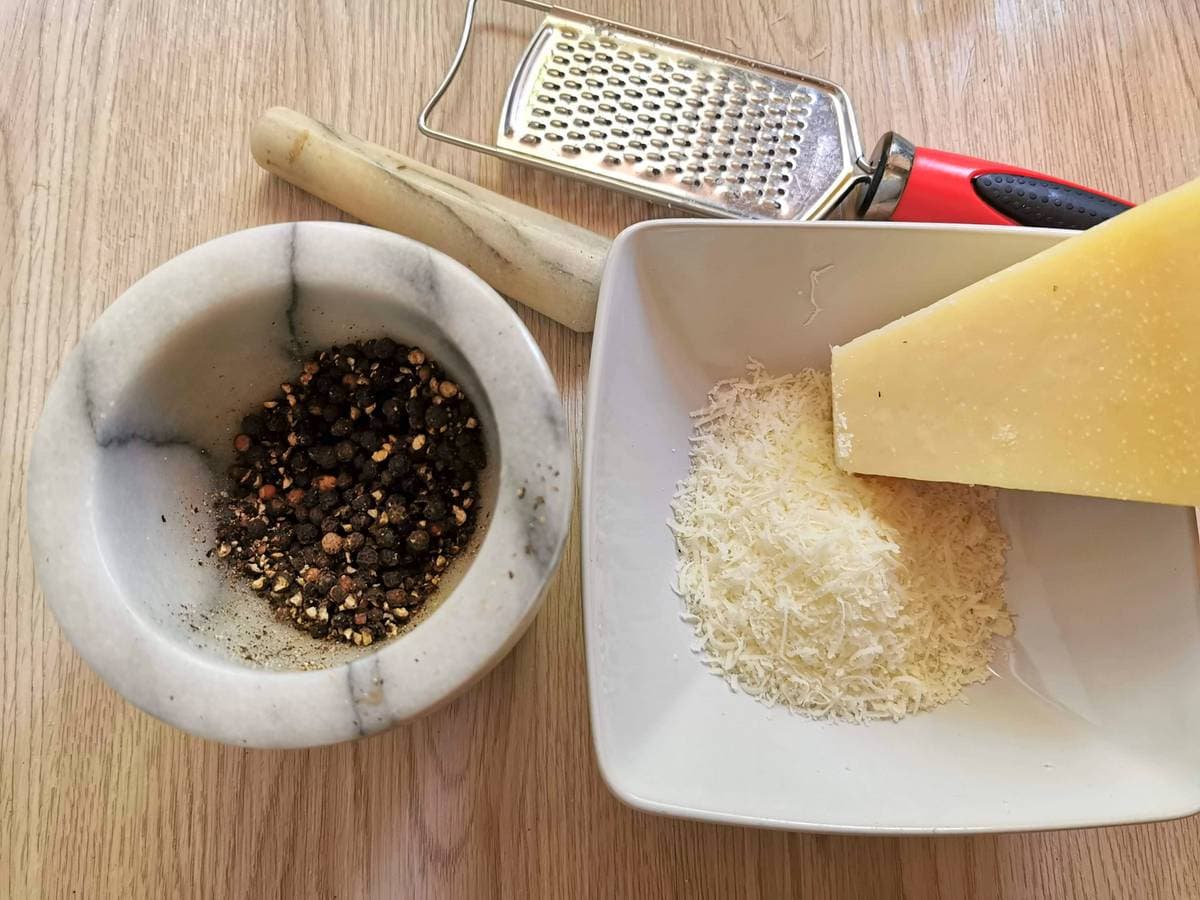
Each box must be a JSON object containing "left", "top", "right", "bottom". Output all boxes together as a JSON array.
[{"left": 831, "top": 176, "right": 1200, "bottom": 507}]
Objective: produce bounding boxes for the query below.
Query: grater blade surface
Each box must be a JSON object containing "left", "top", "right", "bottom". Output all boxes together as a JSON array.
[{"left": 497, "top": 14, "right": 865, "bottom": 220}]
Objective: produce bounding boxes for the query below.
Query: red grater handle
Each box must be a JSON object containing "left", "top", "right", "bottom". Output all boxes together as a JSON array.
[{"left": 891, "top": 146, "right": 1133, "bottom": 229}]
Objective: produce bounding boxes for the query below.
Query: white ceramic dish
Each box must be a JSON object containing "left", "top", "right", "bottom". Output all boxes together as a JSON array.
[
  {"left": 29, "top": 222, "right": 572, "bottom": 748},
  {"left": 583, "top": 220, "right": 1200, "bottom": 834}
]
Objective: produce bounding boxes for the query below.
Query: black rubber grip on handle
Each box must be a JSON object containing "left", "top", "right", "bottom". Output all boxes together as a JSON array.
[{"left": 973, "top": 173, "right": 1132, "bottom": 229}]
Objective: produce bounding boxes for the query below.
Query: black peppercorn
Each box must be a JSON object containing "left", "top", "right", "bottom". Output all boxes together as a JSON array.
[
  {"left": 241, "top": 413, "right": 265, "bottom": 437},
  {"left": 213, "top": 339, "right": 485, "bottom": 647},
  {"left": 381, "top": 397, "right": 404, "bottom": 424}
]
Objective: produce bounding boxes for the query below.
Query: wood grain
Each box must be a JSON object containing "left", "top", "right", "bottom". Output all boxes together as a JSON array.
[{"left": 4, "top": 0, "right": 1200, "bottom": 896}]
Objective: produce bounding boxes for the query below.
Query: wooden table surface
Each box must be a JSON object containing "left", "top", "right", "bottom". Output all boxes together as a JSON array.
[{"left": 5, "top": 0, "right": 1200, "bottom": 896}]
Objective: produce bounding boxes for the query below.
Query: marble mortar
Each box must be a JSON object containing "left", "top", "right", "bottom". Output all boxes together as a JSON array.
[{"left": 28, "top": 222, "right": 572, "bottom": 747}]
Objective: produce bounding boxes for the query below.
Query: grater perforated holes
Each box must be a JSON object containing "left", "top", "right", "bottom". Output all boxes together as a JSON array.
[
  {"left": 531, "top": 107, "right": 549, "bottom": 117},
  {"left": 563, "top": 144, "right": 581, "bottom": 154},
  {"left": 542, "top": 80, "right": 560, "bottom": 90},
  {"left": 584, "top": 141, "right": 602, "bottom": 151},
  {"left": 617, "top": 50, "right": 633, "bottom": 60}
]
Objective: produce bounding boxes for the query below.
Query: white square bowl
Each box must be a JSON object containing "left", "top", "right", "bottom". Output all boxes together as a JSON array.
[{"left": 582, "top": 220, "right": 1200, "bottom": 834}]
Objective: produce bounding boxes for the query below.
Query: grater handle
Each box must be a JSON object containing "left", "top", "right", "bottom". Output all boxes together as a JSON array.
[
  {"left": 251, "top": 107, "right": 607, "bottom": 333},
  {"left": 861, "top": 132, "right": 1133, "bottom": 229}
]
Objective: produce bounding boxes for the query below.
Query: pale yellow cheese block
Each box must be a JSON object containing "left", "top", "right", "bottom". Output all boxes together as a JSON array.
[{"left": 831, "top": 176, "right": 1200, "bottom": 506}]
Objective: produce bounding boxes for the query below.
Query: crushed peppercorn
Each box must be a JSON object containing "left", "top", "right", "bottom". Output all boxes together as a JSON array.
[{"left": 212, "top": 339, "right": 486, "bottom": 644}]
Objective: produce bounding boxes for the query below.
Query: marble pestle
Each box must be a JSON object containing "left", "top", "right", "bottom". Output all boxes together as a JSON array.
[{"left": 251, "top": 107, "right": 609, "bottom": 333}]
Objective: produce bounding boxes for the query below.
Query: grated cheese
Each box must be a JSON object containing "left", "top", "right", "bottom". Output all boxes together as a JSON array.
[{"left": 670, "top": 362, "right": 1012, "bottom": 722}]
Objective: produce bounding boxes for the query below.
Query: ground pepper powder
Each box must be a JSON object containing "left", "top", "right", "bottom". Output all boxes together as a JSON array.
[{"left": 213, "top": 338, "right": 486, "bottom": 646}]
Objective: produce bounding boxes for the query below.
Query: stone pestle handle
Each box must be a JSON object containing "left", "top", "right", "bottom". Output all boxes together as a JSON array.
[{"left": 250, "top": 107, "right": 608, "bottom": 333}]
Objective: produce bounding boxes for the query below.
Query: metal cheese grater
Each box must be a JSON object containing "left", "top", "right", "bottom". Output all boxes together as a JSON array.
[{"left": 420, "top": 0, "right": 1131, "bottom": 229}]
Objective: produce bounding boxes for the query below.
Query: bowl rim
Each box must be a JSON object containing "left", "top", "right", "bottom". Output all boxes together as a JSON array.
[{"left": 28, "top": 221, "right": 573, "bottom": 748}]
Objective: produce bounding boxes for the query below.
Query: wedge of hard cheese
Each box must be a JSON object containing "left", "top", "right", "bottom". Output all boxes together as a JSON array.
[{"left": 832, "top": 176, "right": 1200, "bottom": 506}]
